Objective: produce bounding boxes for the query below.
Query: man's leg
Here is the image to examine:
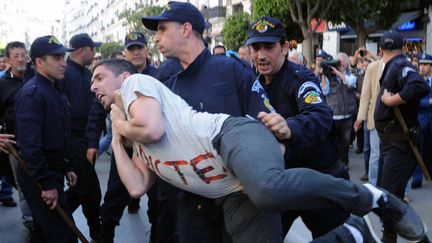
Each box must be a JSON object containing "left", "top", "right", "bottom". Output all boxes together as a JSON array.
[
  {"left": 362, "top": 124, "right": 371, "bottom": 181},
  {"left": 213, "top": 117, "right": 425, "bottom": 241},
  {"left": 368, "top": 129, "right": 380, "bottom": 186},
  {"left": 0, "top": 175, "right": 16, "bottom": 206}
]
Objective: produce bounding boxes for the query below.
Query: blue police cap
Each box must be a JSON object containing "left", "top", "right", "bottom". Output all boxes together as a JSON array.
[
  {"left": 124, "top": 32, "right": 147, "bottom": 48},
  {"left": 142, "top": 1, "right": 205, "bottom": 35},
  {"left": 70, "top": 33, "right": 102, "bottom": 49},
  {"left": 245, "top": 17, "right": 286, "bottom": 46},
  {"left": 30, "top": 35, "right": 74, "bottom": 60},
  {"left": 418, "top": 53, "right": 432, "bottom": 64},
  {"left": 379, "top": 31, "right": 403, "bottom": 50},
  {"left": 316, "top": 49, "right": 329, "bottom": 58}
]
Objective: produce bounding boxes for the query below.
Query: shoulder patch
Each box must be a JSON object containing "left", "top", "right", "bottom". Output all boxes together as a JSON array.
[
  {"left": 252, "top": 79, "right": 264, "bottom": 93},
  {"left": 402, "top": 66, "right": 416, "bottom": 78},
  {"left": 251, "top": 79, "right": 275, "bottom": 112},
  {"left": 298, "top": 81, "right": 321, "bottom": 98},
  {"left": 303, "top": 90, "right": 322, "bottom": 104}
]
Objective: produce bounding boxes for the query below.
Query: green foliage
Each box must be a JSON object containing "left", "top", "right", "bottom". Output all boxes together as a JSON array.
[
  {"left": 119, "top": 5, "right": 164, "bottom": 34},
  {"left": 253, "top": 0, "right": 302, "bottom": 41},
  {"left": 222, "top": 12, "right": 250, "bottom": 50},
  {"left": 99, "top": 42, "right": 123, "bottom": 58}
]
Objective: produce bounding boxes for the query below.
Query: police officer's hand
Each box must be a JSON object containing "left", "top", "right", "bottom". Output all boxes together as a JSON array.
[
  {"left": 41, "top": 189, "right": 58, "bottom": 210},
  {"left": 258, "top": 112, "right": 292, "bottom": 140},
  {"left": 114, "top": 89, "right": 124, "bottom": 111},
  {"left": 381, "top": 89, "right": 405, "bottom": 106},
  {"left": 66, "top": 171, "right": 78, "bottom": 187},
  {"left": 0, "top": 134, "right": 15, "bottom": 154},
  {"left": 86, "top": 148, "right": 98, "bottom": 165},
  {"left": 353, "top": 120, "right": 363, "bottom": 132}
]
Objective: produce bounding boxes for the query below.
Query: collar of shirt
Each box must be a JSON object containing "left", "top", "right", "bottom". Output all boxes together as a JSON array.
[
  {"left": 178, "top": 48, "right": 210, "bottom": 79},
  {"left": 2, "top": 71, "right": 24, "bottom": 83}
]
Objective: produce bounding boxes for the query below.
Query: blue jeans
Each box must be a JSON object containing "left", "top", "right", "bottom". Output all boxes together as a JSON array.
[
  {"left": 211, "top": 117, "right": 373, "bottom": 242},
  {"left": 0, "top": 175, "right": 13, "bottom": 200},
  {"left": 363, "top": 122, "right": 371, "bottom": 173},
  {"left": 368, "top": 129, "right": 380, "bottom": 185}
]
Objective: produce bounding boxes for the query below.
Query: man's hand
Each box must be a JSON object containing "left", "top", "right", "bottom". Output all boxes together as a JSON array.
[
  {"left": 258, "top": 112, "right": 292, "bottom": 140},
  {"left": 41, "top": 188, "right": 58, "bottom": 210},
  {"left": 381, "top": 89, "right": 404, "bottom": 107},
  {"left": 86, "top": 148, "right": 98, "bottom": 165},
  {"left": 353, "top": 120, "right": 363, "bottom": 132},
  {"left": 66, "top": 171, "right": 78, "bottom": 187},
  {"left": 0, "top": 134, "right": 15, "bottom": 154}
]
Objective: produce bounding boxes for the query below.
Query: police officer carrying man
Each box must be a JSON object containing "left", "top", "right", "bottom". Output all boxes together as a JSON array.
[
  {"left": 142, "top": 2, "right": 275, "bottom": 242},
  {"left": 86, "top": 32, "right": 160, "bottom": 243},
  {"left": 374, "top": 31, "right": 430, "bottom": 242},
  {"left": 62, "top": 33, "right": 103, "bottom": 241},
  {"left": 15, "top": 35, "right": 78, "bottom": 242},
  {"left": 245, "top": 16, "right": 349, "bottom": 239}
]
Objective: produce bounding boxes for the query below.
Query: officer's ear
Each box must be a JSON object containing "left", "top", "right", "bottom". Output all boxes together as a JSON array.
[
  {"left": 281, "top": 41, "right": 289, "bottom": 56},
  {"left": 181, "top": 22, "right": 193, "bottom": 37}
]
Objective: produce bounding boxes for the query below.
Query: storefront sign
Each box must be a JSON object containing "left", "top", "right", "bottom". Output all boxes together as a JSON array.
[
  {"left": 327, "top": 21, "right": 351, "bottom": 32},
  {"left": 399, "top": 21, "right": 416, "bottom": 31}
]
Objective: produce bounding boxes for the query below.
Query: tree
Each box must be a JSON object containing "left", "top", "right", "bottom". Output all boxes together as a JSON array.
[
  {"left": 99, "top": 42, "right": 123, "bottom": 58},
  {"left": 287, "top": 0, "right": 334, "bottom": 65},
  {"left": 222, "top": 12, "right": 250, "bottom": 51},
  {"left": 327, "top": 0, "right": 406, "bottom": 48},
  {"left": 253, "top": 0, "right": 302, "bottom": 42}
]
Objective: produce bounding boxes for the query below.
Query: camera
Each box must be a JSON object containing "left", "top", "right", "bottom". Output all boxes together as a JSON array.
[
  {"left": 321, "top": 59, "right": 341, "bottom": 78},
  {"left": 359, "top": 50, "right": 365, "bottom": 57}
]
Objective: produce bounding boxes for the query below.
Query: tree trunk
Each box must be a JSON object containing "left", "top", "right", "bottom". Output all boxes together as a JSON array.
[
  {"left": 302, "top": 30, "right": 314, "bottom": 66},
  {"left": 355, "top": 26, "right": 368, "bottom": 49}
]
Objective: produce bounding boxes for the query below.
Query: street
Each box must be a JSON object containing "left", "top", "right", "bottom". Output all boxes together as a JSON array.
[{"left": 1, "top": 147, "right": 431, "bottom": 243}]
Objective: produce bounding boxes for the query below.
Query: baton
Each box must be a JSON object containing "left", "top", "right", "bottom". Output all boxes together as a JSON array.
[
  {"left": 5, "top": 142, "right": 89, "bottom": 243},
  {"left": 393, "top": 106, "right": 431, "bottom": 180}
]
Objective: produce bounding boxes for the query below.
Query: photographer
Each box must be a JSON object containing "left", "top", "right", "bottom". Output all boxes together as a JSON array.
[{"left": 321, "top": 52, "right": 357, "bottom": 167}]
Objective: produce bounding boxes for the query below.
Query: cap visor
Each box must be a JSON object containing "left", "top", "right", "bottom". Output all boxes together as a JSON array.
[
  {"left": 49, "top": 46, "right": 75, "bottom": 55},
  {"left": 125, "top": 41, "right": 146, "bottom": 49},
  {"left": 245, "top": 36, "right": 281, "bottom": 46},
  {"left": 142, "top": 16, "right": 171, "bottom": 31}
]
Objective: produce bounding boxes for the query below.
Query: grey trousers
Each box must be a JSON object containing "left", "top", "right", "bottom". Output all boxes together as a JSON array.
[{"left": 211, "top": 117, "right": 372, "bottom": 243}]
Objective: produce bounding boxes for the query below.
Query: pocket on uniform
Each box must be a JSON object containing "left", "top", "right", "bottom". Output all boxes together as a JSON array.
[{"left": 201, "top": 82, "right": 236, "bottom": 112}]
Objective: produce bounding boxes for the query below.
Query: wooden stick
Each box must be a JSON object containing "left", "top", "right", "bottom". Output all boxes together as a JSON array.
[
  {"left": 5, "top": 142, "right": 89, "bottom": 243},
  {"left": 393, "top": 106, "right": 431, "bottom": 180}
]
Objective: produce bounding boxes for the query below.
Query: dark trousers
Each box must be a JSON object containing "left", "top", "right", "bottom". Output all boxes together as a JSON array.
[
  {"left": 65, "top": 136, "right": 101, "bottom": 231},
  {"left": 311, "top": 225, "right": 355, "bottom": 243},
  {"left": 334, "top": 117, "right": 353, "bottom": 165},
  {"left": 100, "top": 149, "right": 161, "bottom": 242},
  {"left": 378, "top": 139, "right": 417, "bottom": 242},
  {"left": 17, "top": 169, "right": 76, "bottom": 243}
]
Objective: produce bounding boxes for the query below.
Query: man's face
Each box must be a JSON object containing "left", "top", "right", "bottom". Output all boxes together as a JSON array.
[
  {"left": 91, "top": 65, "right": 123, "bottom": 109},
  {"left": 124, "top": 44, "right": 148, "bottom": 69},
  {"left": 0, "top": 56, "right": 6, "bottom": 70},
  {"left": 419, "top": 63, "right": 431, "bottom": 77},
  {"left": 412, "top": 58, "right": 419, "bottom": 70},
  {"left": 82, "top": 46, "right": 96, "bottom": 66},
  {"left": 154, "top": 21, "right": 184, "bottom": 58},
  {"left": 7, "top": 47, "right": 27, "bottom": 75},
  {"left": 315, "top": 56, "right": 323, "bottom": 67},
  {"left": 337, "top": 54, "right": 347, "bottom": 72},
  {"left": 250, "top": 41, "right": 287, "bottom": 78},
  {"left": 238, "top": 47, "right": 251, "bottom": 63},
  {"left": 213, "top": 47, "right": 225, "bottom": 56},
  {"left": 37, "top": 54, "right": 67, "bottom": 81}
]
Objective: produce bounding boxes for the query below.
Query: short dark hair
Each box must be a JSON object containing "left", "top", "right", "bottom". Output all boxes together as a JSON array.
[
  {"left": 212, "top": 45, "right": 226, "bottom": 54},
  {"left": 94, "top": 59, "right": 138, "bottom": 76},
  {"left": 110, "top": 51, "right": 123, "bottom": 59},
  {"left": 5, "top": 41, "right": 26, "bottom": 57}
]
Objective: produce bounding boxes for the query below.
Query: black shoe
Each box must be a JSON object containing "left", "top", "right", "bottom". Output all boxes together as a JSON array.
[
  {"left": 373, "top": 190, "right": 425, "bottom": 241},
  {"left": 360, "top": 173, "right": 369, "bottom": 181},
  {"left": 356, "top": 149, "right": 364, "bottom": 154},
  {"left": 0, "top": 198, "right": 17, "bottom": 207},
  {"left": 411, "top": 181, "right": 422, "bottom": 189},
  {"left": 345, "top": 215, "right": 378, "bottom": 243}
]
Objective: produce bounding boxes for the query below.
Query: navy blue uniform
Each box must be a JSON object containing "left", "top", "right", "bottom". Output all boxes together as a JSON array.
[
  {"left": 162, "top": 49, "right": 273, "bottom": 243},
  {"left": 374, "top": 54, "right": 430, "bottom": 242},
  {"left": 260, "top": 59, "right": 349, "bottom": 238},
  {"left": 15, "top": 73, "right": 76, "bottom": 243},
  {"left": 62, "top": 57, "right": 102, "bottom": 239}
]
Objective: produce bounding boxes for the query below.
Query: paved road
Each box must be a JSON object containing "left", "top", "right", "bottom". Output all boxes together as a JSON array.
[{"left": 1, "top": 148, "right": 431, "bottom": 242}]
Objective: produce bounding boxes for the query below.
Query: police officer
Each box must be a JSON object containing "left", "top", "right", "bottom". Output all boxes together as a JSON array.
[
  {"left": 15, "top": 35, "right": 77, "bottom": 242},
  {"left": 245, "top": 16, "right": 349, "bottom": 239},
  {"left": 374, "top": 31, "right": 430, "bottom": 242},
  {"left": 412, "top": 53, "right": 432, "bottom": 188},
  {"left": 62, "top": 33, "right": 103, "bottom": 241},
  {"left": 87, "top": 32, "right": 161, "bottom": 243}
]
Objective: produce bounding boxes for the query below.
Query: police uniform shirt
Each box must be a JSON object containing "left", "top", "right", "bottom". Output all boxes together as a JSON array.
[
  {"left": 164, "top": 48, "right": 273, "bottom": 117},
  {"left": 62, "top": 57, "right": 94, "bottom": 133},
  {"left": 15, "top": 73, "right": 71, "bottom": 190},
  {"left": 374, "top": 54, "right": 430, "bottom": 134},
  {"left": 260, "top": 59, "right": 339, "bottom": 172},
  {"left": 0, "top": 71, "right": 26, "bottom": 134}
]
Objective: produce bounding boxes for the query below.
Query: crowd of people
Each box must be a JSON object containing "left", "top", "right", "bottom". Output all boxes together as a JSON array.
[{"left": 0, "top": 1, "right": 431, "bottom": 243}]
